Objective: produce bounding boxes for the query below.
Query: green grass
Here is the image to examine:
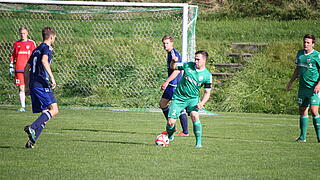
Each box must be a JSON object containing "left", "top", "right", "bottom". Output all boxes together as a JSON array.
[{"left": 1, "top": 106, "right": 319, "bottom": 179}]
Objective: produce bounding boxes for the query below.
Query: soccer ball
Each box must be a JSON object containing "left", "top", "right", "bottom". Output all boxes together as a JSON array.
[{"left": 155, "top": 134, "right": 169, "bottom": 147}]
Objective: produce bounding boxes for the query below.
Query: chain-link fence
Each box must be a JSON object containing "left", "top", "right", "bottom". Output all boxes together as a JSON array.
[{"left": 0, "top": 1, "right": 198, "bottom": 110}]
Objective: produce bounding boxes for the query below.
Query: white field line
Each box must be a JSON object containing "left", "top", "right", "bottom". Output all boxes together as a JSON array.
[
  {"left": 220, "top": 115, "right": 296, "bottom": 121},
  {"left": 223, "top": 122, "right": 296, "bottom": 127}
]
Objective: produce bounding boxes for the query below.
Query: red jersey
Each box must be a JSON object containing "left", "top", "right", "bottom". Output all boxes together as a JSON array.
[{"left": 10, "top": 39, "right": 36, "bottom": 72}]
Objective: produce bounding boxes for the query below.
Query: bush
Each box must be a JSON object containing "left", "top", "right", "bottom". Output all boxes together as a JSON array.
[
  {"left": 207, "top": 42, "right": 303, "bottom": 114},
  {"left": 198, "top": 0, "right": 320, "bottom": 20}
]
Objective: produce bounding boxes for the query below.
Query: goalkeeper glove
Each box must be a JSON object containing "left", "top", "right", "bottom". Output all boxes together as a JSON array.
[{"left": 9, "top": 63, "right": 14, "bottom": 76}]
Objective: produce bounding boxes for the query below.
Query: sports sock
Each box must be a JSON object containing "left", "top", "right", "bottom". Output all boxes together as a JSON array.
[
  {"left": 299, "top": 115, "right": 308, "bottom": 140},
  {"left": 31, "top": 111, "right": 52, "bottom": 140},
  {"left": 161, "top": 107, "right": 169, "bottom": 120},
  {"left": 193, "top": 120, "right": 202, "bottom": 146},
  {"left": 179, "top": 112, "right": 188, "bottom": 134},
  {"left": 19, "top": 91, "right": 25, "bottom": 108},
  {"left": 166, "top": 124, "right": 176, "bottom": 139},
  {"left": 312, "top": 114, "right": 320, "bottom": 139}
]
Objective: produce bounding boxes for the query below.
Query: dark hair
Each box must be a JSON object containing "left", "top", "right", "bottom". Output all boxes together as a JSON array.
[
  {"left": 42, "top": 27, "right": 56, "bottom": 41},
  {"left": 195, "top": 50, "right": 209, "bottom": 60},
  {"left": 19, "top": 27, "right": 28, "bottom": 32},
  {"left": 162, "top": 35, "right": 174, "bottom": 42},
  {"left": 304, "top": 34, "right": 316, "bottom": 44}
]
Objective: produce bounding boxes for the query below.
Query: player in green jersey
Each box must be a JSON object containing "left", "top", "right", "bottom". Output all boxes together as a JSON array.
[
  {"left": 166, "top": 50, "right": 212, "bottom": 148},
  {"left": 286, "top": 34, "right": 320, "bottom": 143}
]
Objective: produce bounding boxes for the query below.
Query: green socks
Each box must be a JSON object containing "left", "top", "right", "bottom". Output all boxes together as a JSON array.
[
  {"left": 313, "top": 114, "right": 320, "bottom": 139},
  {"left": 166, "top": 124, "right": 176, "bottom": 140},
  {"left": 193, "top": 120, "right": 202, "bottom": 147},
  {"left": 299, "top": 115, "right": 308, "bottom": 140}
]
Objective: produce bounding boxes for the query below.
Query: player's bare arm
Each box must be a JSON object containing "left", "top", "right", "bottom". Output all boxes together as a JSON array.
[
  {"left": 42, "top": 54, "right": 56, "bottom": 89},
  {"left": 197, "top": 89, "right": 211, "bottom": 110},
  {"left": 314, "top": 81, "right": 320, "bottom": 94},
  {"left": 161, "top": 70, "right": 181, "bottom": 90},
  {"left": 286, "top": 66, "right": 300, "bottom": 91},
  {"left": 170, "top": 56, "right": 179, "bottom": 70}
]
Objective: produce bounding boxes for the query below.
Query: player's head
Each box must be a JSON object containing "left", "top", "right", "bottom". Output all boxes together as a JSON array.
[
  {"left": 194, "top": 50, "right": 209, "bottom": 70},
  {"left": 162, "top": 35, "right": 174, "bottom": 52},
  {"left": 303, "top": 34, "right": 315, "bottom": 53},
  {"left": 42, "top": 27, "right": 56, "bottom": 44},
  {"left": 19, "top": 27, "right": 29, "bottom": 41}
]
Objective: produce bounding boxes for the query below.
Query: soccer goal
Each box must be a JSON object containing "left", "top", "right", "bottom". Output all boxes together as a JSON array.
[{"left": 0, "top": 0, "right": 198, "bottom": 110}]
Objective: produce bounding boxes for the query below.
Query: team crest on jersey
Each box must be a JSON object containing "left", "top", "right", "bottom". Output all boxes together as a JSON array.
[
  {"left": 26, "top": 45, "right": 30, "bottom": 49},
  {"left": 199, "top": 76, "right": 203, "bottom": 81},
  {"left": 307, "top": 58, "right": 311, "bottom": 63}
]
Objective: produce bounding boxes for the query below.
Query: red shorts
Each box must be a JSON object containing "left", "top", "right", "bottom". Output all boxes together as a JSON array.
[{"left": 15, "top": 72, "right": 25, "bottom": 85}]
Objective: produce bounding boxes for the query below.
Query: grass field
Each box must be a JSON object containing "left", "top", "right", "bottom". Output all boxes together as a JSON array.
[{"left": 1, "top": 106, "right": 319, "bottom": 179}]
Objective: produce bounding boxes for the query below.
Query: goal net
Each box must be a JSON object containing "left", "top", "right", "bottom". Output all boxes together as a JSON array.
[{"left": 0, "top": 0, "right": 198, "bottom": 110}]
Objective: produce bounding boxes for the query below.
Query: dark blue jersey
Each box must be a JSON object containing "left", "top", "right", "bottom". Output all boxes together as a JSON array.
[
  {"left": 167, "top": 48, "right": 183, "bottom": 86},
  {"left": 28, "top": 43, "right": 53, "bottom": 88}
]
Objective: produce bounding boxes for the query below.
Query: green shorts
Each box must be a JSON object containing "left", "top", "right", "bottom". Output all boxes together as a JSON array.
[
  {"left": 298, "top": 88, "right": 320, "bottom": 107},
  {"left": 168, "top": 97, "right": 199, "bottom": 119}
]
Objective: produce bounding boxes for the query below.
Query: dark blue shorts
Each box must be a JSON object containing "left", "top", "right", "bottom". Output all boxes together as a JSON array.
[
  {"left": 30, "top": 87, "right": 56, "bottom": 113},
  {"left": 161, "top": 85, "right": 176, "bottom": 100}
]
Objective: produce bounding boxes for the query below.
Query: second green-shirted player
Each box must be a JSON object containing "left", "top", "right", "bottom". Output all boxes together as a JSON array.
[
  {"left": 296, "top": 49, "right": 320, "bottom": 107},
  {"left": 287, "top": 34, "right": 320, "bottom": 143}
]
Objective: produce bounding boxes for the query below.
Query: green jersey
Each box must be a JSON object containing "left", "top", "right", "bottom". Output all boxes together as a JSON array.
[
  {"left": 173, "top": 62, "right": 212, "bottom": 100},
  {"left": 296, "top": 49, "right": 320, "bottom": 89}
]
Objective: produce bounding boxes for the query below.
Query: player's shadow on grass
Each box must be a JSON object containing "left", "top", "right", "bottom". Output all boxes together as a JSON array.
[
  {"left": 62, "top": 128, "right": 136, "bottom": 134},
  {"left": 0, "top": 146, "right": 11, "bottom": 149},
  {"left": 73, "top": 139, "right": 153, "bottom": 146},
  {"left": 62, "top": 128, "right": 155, "bottom": 135}
]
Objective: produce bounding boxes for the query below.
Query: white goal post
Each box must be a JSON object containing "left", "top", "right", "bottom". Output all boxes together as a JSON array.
[{"left": 0, "top": 0, "right": 198, "bottom": 109}]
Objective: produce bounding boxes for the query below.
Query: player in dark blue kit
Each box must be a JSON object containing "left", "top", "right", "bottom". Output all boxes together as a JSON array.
[
  {"left": 24, "top": 27, "right": 58, "bottom": 148},
  {"left": 160, "top": 35, "right": 189, "bottom": 136}
]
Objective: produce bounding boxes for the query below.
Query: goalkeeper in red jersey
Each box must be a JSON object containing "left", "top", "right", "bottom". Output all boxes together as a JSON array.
[{"left": 9, "top": 27, "right": 36, "bottom": 112}]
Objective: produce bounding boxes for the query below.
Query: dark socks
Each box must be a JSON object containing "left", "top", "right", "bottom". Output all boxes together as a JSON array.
[
  {"left": 161, "top": 107, "right": 169, "bottom": 120},
  {"left": 31, "top": 111, "right": 52, "bottom": 140},
  {"left": 179, "top": 112, "right": 188, "bottom": 134}
]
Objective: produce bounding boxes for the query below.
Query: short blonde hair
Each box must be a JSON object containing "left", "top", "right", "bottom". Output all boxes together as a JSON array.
[
  {"left": 162, "top": 35, "right": 174, "bottom": 42},
  {"left": 19, "top": 27, "right": 28, "bottom": 32}
]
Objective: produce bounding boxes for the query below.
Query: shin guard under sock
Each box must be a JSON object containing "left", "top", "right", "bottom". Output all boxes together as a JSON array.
[
  {"left": 299, "top": 115, "right": 308, "bottom": 140},
  {"left": 312, "top": 114, "right": 320, "bottom": 139},
  {"left": 161, "top": 107, "right": 169, "bottom": 120},
  {"left": 166, "top": 124, "right": 176, "bottom": 139},
  {"left": 179, "top": 112, "right": 188, "bottom": 134},
  {"left": 31, "top": 111, "right": 52, "bottom": 140},
  {"left": 193, "top": 120, "right": 202, "bottom": 146}
]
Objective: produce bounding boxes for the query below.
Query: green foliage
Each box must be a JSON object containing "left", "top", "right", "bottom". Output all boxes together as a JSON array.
[
  {"left": 212, "top": 42, "right": 300, "bottom": 114},
  {"left": 63, "top": 0, "right": 320, "bottom": 20},
  {"left": 200, "top": 0, "right": 320, "bottom": 20},
  {"left": 195, "top": 19, "right": 320, "bottom": 114}
]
